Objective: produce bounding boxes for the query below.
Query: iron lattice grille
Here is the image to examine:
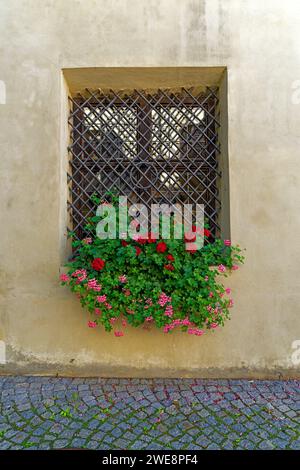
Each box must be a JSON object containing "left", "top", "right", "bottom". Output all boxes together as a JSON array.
[{"left": 68, "top": 87, "right": 221, "bottom": 240}]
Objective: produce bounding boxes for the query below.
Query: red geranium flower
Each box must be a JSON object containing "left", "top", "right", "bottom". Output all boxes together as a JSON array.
[
  {"left": 121, "top": 240, "right": 128, "bottom": 247},
  {"left": 156, "top": 241, "right": 167, "bottom": 253},
  {"left": 186, "top": 243, "right": 198, "bottom": 254},
  {"left": 204, "top": 229, "right": 211, "bottom": 237},
  {"left": 184, "top": 231, "right": 196, "bottom": 243},
  {"left": 164, "top": 264, "right": 175, "bottom": 271},
  {"left": 135, "top": 246, "right": 142, "bottom": 256},
  {"left": 147, "top": 232, "right": 158, "bottom": 243},
  {"left": 137, "top": 236, "right": 147, "bottom": 245},
  {"left": 166, "top": 254, "right": 175, "bottom": 262},
  {"left": 91, "top": 258, "right": 105, "bottom": 271}
]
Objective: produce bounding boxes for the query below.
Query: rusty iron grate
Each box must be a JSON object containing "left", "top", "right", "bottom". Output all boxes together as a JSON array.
[{"left": 67, "top": 87, "right": 221, "bottom": 240}]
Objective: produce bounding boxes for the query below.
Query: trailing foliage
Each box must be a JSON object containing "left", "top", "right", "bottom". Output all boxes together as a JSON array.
[{"left": 60, "top": 196, "right": 244, "bottom": 337}]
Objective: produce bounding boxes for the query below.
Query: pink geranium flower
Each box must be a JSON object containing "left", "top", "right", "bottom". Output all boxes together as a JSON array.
[
  {"left": 232, "top": 265, "right": 239, "bottom": 271},
  {"left": 158, "top": 292, "right": 171, "bottom": 307},
  {"left": 225, "top": 288, "right": 231, "bottom": 295},
  {"left": 114, "top": 331, "right": 124, "bottom": 337},
  {"left": 96, "top": 295, "right": 107, "bottom": 303},
  {"left": 164, "top": 305, "right": 173, "bottom": 317},
  {"left": 182, "top": 318, "right": 192, "bottom": 326},
  {"left": 187, "top": 328, "right": 204, "bottom": 336},
  {"left": 88, "top": 321, "right": 97, "bottom": 328},
  {"left": 87, "top": 278, "right": 101, "bottom": 291},
  {"left": 218, "top": 264, "right": 226, "bottom": 273},
  {"left": 72, "top": 269, "right": 87, "bottom": 282},
  {"left": 118, "top": 275, "right": 127, "bottom": 284},
  {"left": 224, "top": 239, "right": 231, "bottom": 246},
  {"left": 60, "top": 273, "right": 69, "bottom": 283}
]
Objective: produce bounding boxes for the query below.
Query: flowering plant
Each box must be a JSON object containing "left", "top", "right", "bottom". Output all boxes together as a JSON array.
[{"left": 60, "top": 196, "right": 244, "bottom": 337}]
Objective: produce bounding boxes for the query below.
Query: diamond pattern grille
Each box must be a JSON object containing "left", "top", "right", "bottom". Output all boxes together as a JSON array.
[{"left": 68, "top": 87, "right": 221, "bottom": 240}]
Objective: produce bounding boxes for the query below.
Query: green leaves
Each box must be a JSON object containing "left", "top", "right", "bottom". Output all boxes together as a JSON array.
[{"left": 62, "top": 208, "right": 244, "bottom": 333}]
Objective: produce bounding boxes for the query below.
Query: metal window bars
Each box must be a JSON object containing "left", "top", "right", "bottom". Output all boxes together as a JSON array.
[{"left": 67, "top": 87, "right": 221, "bottom": 241}]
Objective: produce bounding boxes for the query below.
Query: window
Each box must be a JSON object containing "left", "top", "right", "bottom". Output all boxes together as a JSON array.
[{"left": 68, "top": 87, "right": 221, "bottom": 240}]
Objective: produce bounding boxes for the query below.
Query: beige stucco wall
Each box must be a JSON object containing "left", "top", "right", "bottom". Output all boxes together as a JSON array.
[{"left": 1, "top": 0, "right": 300, "bottom": 378}]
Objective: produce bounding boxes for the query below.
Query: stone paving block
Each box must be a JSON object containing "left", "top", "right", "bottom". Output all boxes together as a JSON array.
[
  {"left": 215, "top": 424, "right": 229, "bottom": 435},
  {"left": 0, "top": 441, "right": 13, "bottom": 450},
  {"left": 221, "top": 439, "right": 234, "bottom": 449},
  {"left": 35, "top": 441, "right": 51, "bottom": 450},
  {"left": 259, "top": 440, "right": 275, "bottom": 449},
  {"left": 68, "top": 437, "right": 86, "bottom": 448},
  {"left": 67, "top": 420, "right": 81, "bottom": 430},
  {"left": 128, "top": 440, "right": 144, "bottom": 449},
  {"left": 86, "top": 419, "right": 100, "bottom": 430},
  {"left": 86, "top": 440, "right": 100, "bottom": 449},
  {"left": 238, "top": 439, "right": 256, "bottom": 449},
  {"left": 52, "top": 438, "right": 70, "bottom": 449},
  {"left": 198, "top": 408, "right": 210, "bottom": 418},
  {"left": 206, "top": 415, "right": 218, "bottom": 426},
  {"left": 3, "top": 429, "right": 18, "bottom": 439},
  {"left": 111, "top": 427, "right": 123, "bottom": 438},
  {"left": 111, "top": 437, "right": 129, "bottom": 449},
  {"left": 0, "top": 423, "right": 10, "bottom": 432},
  {"left": 58, "top": 428, "right": 76, "bottom": 440},
  {"left": 289, "top": 439, "right": 300, "bottom": 449},
  {"left": 77, "top": 428, "right": 92, "bottom": 439},
  {"left": 286, "top": 410, "right": 297, "bottom": 418},
  {"left": 32, "top": 426, "right": 47, "bottom": 436},
  {"left": 206, "top": 442, "right": 220, "bottom": 449},
  {"left": 186, "top": 427, "right": 200, "bottom": 437},
  {"left": 43, "top": 433, "right": 58, "bottom": 441},
  {"left": 213, "top": 432, "right": 226, "bottom": 444}
]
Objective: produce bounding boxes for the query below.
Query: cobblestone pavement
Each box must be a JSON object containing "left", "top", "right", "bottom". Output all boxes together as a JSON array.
[{"left": 0, "top": 377, "right": 299, "bottom": 450}]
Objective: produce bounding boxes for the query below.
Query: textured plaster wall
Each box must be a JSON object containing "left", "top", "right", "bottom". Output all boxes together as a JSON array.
[{"left": 0, "top": 0, "right": 300, "bottom": 377}]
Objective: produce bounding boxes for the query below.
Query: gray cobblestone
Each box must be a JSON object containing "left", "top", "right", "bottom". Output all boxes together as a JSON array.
[
  {"left": 52, "top": 439, "right": 70, "bottom": 449},
  {"left": 0, "top": 377, "right": 299, "bottom": 450}
]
